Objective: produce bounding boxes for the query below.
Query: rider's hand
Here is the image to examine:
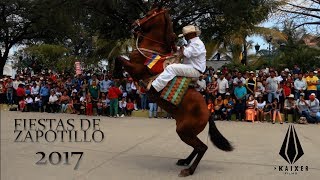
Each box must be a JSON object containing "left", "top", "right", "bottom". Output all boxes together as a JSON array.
[{"left": 179, "top": 46, "right": 184, "bottom": 56}]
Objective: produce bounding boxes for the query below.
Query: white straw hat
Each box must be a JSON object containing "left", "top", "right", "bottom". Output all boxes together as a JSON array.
[{"left": 182, "top": 25, "right": 201, "bottom": 36}]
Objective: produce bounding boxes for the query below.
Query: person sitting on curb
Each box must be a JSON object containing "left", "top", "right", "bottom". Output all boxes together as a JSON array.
[{"left": 283, "top": 94, "right": 297, "bottom": 123}]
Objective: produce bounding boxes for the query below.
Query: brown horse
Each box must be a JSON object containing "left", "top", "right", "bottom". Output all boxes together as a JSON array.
[{"left": 116, "top": 7, "right": 233, "bottom": 177}]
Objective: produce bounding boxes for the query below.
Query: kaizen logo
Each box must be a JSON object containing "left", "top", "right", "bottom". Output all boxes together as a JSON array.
[
  {"left": 279, "top": 125, "right": 304, "bottom": 164},
  {"left": 274, "top": 125, "right": 309, "bottom": 175}
]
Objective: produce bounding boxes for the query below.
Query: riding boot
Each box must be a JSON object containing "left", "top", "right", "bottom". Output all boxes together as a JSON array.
[{"left": 147, "top": 85, "right": 160, "bottom": 101}]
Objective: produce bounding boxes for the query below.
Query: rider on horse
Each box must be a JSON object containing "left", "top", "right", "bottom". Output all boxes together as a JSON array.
[{"left": 148, "top": 25, "right": 207, "bottom": 93}]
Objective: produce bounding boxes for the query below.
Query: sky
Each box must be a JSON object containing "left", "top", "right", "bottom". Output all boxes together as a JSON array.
[{"left": 247, "top": 21, "right": 276, "bottom": 54}]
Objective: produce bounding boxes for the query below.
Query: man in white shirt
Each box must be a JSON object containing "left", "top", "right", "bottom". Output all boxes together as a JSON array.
[
  {"left": 294, "top": 73, "right": 307, "bottom": 99},
  {"left": 48, "top": 90, "right": 58, "bottom": 113},
  {"left": 150, "top": 25, "right": 206, "bottom": 93},
  {"left": 217, "top": 74, "right": 229, "bottom": 98},
  {"left": 196, "top": 75, "right": 206, "bottom": 95},
  {"left": 31, "top": 83, "right": 39, "bottom": 97},
  {"left": 233, "top": 72, "right": 246, "bottom": 87}
]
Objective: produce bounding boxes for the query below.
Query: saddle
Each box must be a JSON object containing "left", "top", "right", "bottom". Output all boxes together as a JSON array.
[{"left": 142, "top": 53, "right": 198, "bottom": 106}]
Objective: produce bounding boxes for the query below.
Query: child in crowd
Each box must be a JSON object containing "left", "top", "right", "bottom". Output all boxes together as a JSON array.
[
  {"left": 25, "top": 94, "right": 34, "bottom": 112},
  {"left": 34, "top": 94, "right": 43, "bottom": 112},
  {"left": 19, "top": 98, "right": 26, "bottom": 112},
  {"left": 272, "top": 98, "right": 283, "bottom": 124},
  {"left": 96, "top": 99, "right": 103, "bottom": 116},
  {"left": 85, "top": 93, "right": 93, "bottom": 116},
  {"left": 126, "top": 98, "right": 134, "bottom": 116},
  {"left": 119, "top": 97, "right": 127, "bottom": 117},
  {"left": 79, "top": 94, "right": 86, "bottom": 115}
]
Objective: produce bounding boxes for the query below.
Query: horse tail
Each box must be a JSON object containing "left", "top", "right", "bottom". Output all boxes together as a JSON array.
[{"left": 208, "top": 115, "right": 233, "bottom": 151}]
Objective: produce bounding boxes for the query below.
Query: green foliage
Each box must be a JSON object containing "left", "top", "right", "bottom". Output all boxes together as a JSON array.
[
  {"left": 20, "top": 44, "right": 70, "bottom": 72},
  {"left": 275, "top": 45, "right": 320, "bottom": 72},
  {"left": 224, "top": 62, "right": 258, "bottom": 73}
]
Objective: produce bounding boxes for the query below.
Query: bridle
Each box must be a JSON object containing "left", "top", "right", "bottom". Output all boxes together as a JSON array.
[
  {"left": 131, "top": 8, "right": 167, "bottom": 36},
  {"left": 132, "top": 8, "right": 171, "bottom": 59}
]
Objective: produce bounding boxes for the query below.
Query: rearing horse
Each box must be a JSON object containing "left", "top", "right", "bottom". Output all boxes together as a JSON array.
[{"left": 116, "top": 7, "right": 233, "bottom": 177}]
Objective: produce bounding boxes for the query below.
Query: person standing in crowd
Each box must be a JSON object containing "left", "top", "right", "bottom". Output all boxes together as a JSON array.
[
  {"left": 0, "top": 79, "right": 5, "bottom": 104},
  {"left": 85, "top": 92, "right": 93, "bottom": 116},
  {"left": 255, "top": 77, "right": 265, "bottom": 98},
  {"left": 305, "top": 70, "right": 319, "bottom": 99},
  {"left": 246, "top": 71, "right": 256, "bottom": 97},
  {"left": 292, "top": 64, "right": 301, "bottom": 74},
  {"left": 234, "top": 81, "right": 247, "bottom": 121},
  {"left": 31, "top": 82, "right": 39, "bottom": 98},
  {"left": 108, "top": 83, "right": 122, "bottom": 118},
  {"left": 217, "top": 73, "right": 229, "bottom": 99},
  {"left": 148, "top": 97, "right": 158, "bottom": 118},
  {"left": 206, "top": 75, "right": 218, "bottom": 102},
  {"left": 266, "top": 71, "right": 280, "bottom": 103},
  {"left": 40, "top": 83, "right": 50, "bottom": 112},
  {"left": 283, "top": 94, "right": 297, "bottom": 123},
  {"left": 5, "top": 77, "right": 14, "bottom": 105},
  {"left": 233, "top": 72, "right": 246, "bottom": 88},
  {"left": 294, "top": 72, "right": 307, "bottom": 100},
  {"left": 222, "top": 92, "right": 235, "bottom": 121},
  {"left": 16, "top": 84, "right": 25, "bottom": 109},
  {"left": 126, "top": 77, "right": 134, "bottom": 101},
  {"left": 140, "top": 86, "right": 147, "bottom": 111},
  {"left": 99, "top": 76, "right": 111, "bottom": 94},
  {"left": 317, "top": 70, "right": 320, "bottom": 101},
  {"left": 196, "top": 74, "right": 206, "bottom": 96}
]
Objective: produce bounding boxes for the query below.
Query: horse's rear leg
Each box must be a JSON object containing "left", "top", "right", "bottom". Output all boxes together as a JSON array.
[
  {"left": 177, "top": 133, "right": 208, "bottom": 177},
  {"left": 176, "top": 149, "right": 197, "bottom": 166}
]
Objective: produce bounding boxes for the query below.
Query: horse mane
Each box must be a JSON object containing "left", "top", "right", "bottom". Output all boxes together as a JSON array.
[{"left": 164, "top": 10, "right": 176, "bottom": 53}]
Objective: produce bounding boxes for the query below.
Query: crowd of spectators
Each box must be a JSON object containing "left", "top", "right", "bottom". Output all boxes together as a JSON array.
[
  {"left": 1, "top": 64, "right": 320, "bottom": 124},
  {"left": 0, "top": 69, "right": 170, "bottom": 119},
  {"left": 201, "top": 65, "right": 320, "bottom": 124}
]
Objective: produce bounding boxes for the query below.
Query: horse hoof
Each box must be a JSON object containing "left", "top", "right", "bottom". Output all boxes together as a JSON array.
[
  {"left": 176, "top": 159, "right": 189, "bottom": 166},
  {"left": 178, "top": 169, "right": 192, "bottom": 177}
]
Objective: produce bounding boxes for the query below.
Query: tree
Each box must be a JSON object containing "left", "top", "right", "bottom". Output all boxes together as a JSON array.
[
  {"left": 0, "top": 0, "right": 76, "bottom": 76},
  {"left": 278, "top": 0, "right": 320, "bottom": 31}
]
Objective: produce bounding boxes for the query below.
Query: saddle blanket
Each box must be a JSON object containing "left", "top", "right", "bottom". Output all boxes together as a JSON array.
[{"left": 160, "top": 76, "right": 191, "bottom": 106}]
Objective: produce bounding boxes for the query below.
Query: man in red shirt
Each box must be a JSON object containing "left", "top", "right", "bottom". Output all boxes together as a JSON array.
[
  {"left": 16, "top": 84, "right": 26, "bottom": 110},
  {"left": 107, "top": 83, "right": 122, "bottom": 117}
]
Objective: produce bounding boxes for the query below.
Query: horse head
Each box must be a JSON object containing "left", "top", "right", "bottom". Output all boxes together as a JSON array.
[
  {"left": 117, "top": 7, "right": 176, "bottom": 81},
  {"left": 132, "top": 7, "right": 176, "bottom": 54}
]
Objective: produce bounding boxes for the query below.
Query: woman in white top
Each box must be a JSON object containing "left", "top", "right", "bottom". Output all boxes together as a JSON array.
[{"left": 256, "top": 95, "right": 266, "bottom": 122}]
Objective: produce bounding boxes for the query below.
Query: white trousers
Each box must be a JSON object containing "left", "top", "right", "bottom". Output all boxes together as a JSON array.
[{"left": 152, "top": 63, "right": 201, "bottom": 92}]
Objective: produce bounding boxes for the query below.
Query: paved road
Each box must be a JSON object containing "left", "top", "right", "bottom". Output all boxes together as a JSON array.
[{"left": 1, "top": 110, "right": 319, "bottom": 180}]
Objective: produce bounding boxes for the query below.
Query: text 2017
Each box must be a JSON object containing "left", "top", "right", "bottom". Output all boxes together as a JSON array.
[{"left": 36, "top": 152, "right": 83, "bottom": 170}]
